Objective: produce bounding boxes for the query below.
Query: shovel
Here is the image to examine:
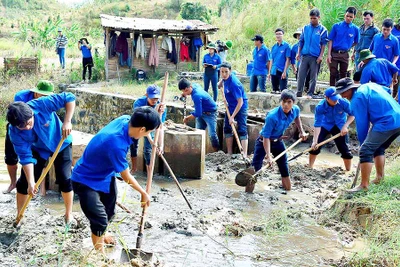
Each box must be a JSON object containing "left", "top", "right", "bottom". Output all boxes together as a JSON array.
[
  {"left": 14, "top": 137, "right": 65, "bottom": 228},
  {"left": 287, "top": 133, "right": 341, "bottom": 163},
  {"left": 219, "top": 86, "right": 251, "bottom": 167},
  {"left": 235, "top": 135, "right": 307, "bottom": 192}
]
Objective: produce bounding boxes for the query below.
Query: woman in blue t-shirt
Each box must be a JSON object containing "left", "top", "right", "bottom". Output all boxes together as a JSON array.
[{"left": 78, "top": 38, "right": 93, "bottom": 82}]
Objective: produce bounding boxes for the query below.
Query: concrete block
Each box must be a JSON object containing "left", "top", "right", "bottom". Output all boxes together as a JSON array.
[{"left": 163, "top": 127, "right": 205, "bottom": 179}]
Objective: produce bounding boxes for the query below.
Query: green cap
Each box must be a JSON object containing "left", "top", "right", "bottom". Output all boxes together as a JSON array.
[
  {"left": 359, "top": 49, "right": 376, "bottom": 61},
  {"left": 30, "top": 80, "right": 54, "bottom": 96}
]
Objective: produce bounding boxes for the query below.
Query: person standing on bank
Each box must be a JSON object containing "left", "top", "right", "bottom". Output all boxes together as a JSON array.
[
  {"left": 290, "top": 28, "right": 302, "bottom": 78},
  {"left": 6, "top": 90, "right": 76, "bottom": 225},
  {"left": 369, "top": 18, "right": 399, "bottom": 64},
  {"left": 269, "top": 28, "right": 291, "bottom": 94},
  {"left": 296, "top": 8, "right": 328, "bottom": 98},
  {"left": 352, "top": 11, "right": 380, "bottom": 70},
  {"left": 250, "top": 35, "right": 271, "bottom": 93},
  {"left": 179, "top": 78, "right": 220, "bottom": 151},
  {"left": 327, "top": 6, "right": 359, "bottom": 86},
  {"left": 309, "top": 87, "right": 354, "bottom": 171},
  {"left": 392, "top": 20, "right": 400, "bottom": 99},
  {"left": 71, "top": 107, "right": 160, "bottom": 253},
  {"left": 218, "top": 62, "right": 249, "bottom": 156},
  {"left": 55, "top": 28, "right": 68, "bottom": 69},
  {"left": 78, "top": 38, "right": 94, "bottom": 83},
  {"left": 334, "top": 78, "right": 400, "bottom": 192},
  {"left": 203, "top": 43, "right": 222, "bottom": 102}
]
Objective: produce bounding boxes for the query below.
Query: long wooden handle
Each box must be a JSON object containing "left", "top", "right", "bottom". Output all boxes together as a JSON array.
[
  {"left": 304, "top": 132, "right": 342, "bottom": 153},
  {"left": 15, "top": 137, "right": 66, "bottom": 226},
  {"left": 255, "top": 135, "right": 308, "bottom": 176},
  {"left": 146, "top": 71, "right": 168, "bottom": 194},
  {"left": 219, "top": 86, "right": 246, "bottom": 159},
  {"left": 146, "top": 135, "right": 192, "bottom": 210}
]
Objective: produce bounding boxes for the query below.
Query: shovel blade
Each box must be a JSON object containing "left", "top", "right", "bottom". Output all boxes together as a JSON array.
[
  {"left": 120, "top": 248, "right": 153, "bottom": 263},
  {"left": 235, "top": 167, "right": 256, "bottom": 187}
]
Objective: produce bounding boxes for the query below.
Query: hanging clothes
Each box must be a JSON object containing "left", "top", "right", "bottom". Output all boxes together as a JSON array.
[
  {"left": 136, "top": 35, "right": 146, "bottom": 59},
  {"left": 180, "top": 41, "right": 190, "bottom": 62},
  {"left": 148, "top": 37, "right": 159, "bottom": 67},
  {"left": 167, "top": 37, "right": 178, "bottom": 64},
  {"left": 161, "top": 35, "right": 172, "bottom": 53},
  {"left": 115, "top": 32, "right": 129, "bottom": 61},
  {"left": 189, "top": 38, "right": 197, "bottom": 61},
  {"left": 108, "top": 31, "right": 117, "bottom": 57}
]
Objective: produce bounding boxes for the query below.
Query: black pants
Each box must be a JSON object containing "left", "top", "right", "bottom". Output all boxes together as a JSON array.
[
  {"left": 4, "top": 123, "right": 18, "bottom": 165},
  {"left": 271, "top": 70, "right": 288, "bottom": 92},
  {"left": 309, "top": 126, "right": 353, "bottom": 159},
  {"left": 82, "top": 57, "right": 93, "bottom": 80},
  {"left": 72, "top": 177, "right": 117, "bottom": 236},
  {"left": 16, "top": 144, "right": 73, "bottom": 194}
]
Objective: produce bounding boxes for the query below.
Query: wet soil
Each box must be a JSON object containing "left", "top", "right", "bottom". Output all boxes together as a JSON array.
[{"left": 0, "top": 140, "right": 366, "bottom": 267}]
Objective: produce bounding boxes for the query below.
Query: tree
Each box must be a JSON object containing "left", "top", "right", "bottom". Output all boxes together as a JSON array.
[{"left": 180, "top": 2, "right": 211, "bottom": 23}]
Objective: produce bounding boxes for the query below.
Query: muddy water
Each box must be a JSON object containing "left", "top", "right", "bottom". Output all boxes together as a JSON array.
[{"left": 0, "top": 138, "right": 364, "bottom": 266}]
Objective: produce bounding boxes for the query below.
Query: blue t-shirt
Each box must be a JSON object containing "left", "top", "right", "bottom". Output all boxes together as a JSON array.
[
  {"left": 370, "top": 33, "right": 400, "bottom": 62},
  {"left": 354, "top": 23, "right": 380, "bottom": 52},
  {"left": 260, "top": 105, "right": 300, "bottom": 139},
  {"left": 392, "top": 27, "right": 400, "bottom": 72},
  {"left": 328, "top": 21, "right": 359, "bottom": 51},
  {"left": 71, "top": 115, "right": 133, "bottom": 193},
  {"left": 290, "top": 42, "right": 299, "bottom": 66},
  {"left": 202, "top": 53, "right": 222, "bottom": 73},
  {"left": 190, "top": 83, "right": 217, "bottom": 117},
  {"left": 252, "top": 44, "right": 271, "bottom": 75},
  {"left": 300, "top": 23, "right": 329, "bottom": 57},
  {"left": 223, "top": 74, "right": 248, "bottom": 113},
  {"left": 133, "top": 95, "right": 167, "bottom": 123},
  {"left": 351, "top": 83, "right": 400, "bottom": 144},
  {"left": 9, "top": 93, "right": 75, "bottom": 165},
  {"left": 14, "top": 90, "right": 34, "bottom": 102},
  {"left": 271, "top": 41, "right": 291, "bottom": 75},
  {"left": 80, "top": 45, "right": 92, "bottom": 58},
  {"left": 360, "top": 58, "right": 399, "bottom": 87},
  {"left": 314, "top": 98, "right": 352, "bottom": 131}
]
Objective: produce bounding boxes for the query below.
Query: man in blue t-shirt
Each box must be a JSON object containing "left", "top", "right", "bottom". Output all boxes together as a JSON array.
[
  {"left": 309, "top": 87, "right": 354, "bottom": 170},
  {"left": 392, "top": 20, "right": 400, "bottom": 98},
  {"left": 178, "top": 78, "right": 220, "bottom": 151},
  {"left": 327, "top": 6, "right": 359, "bottom": 86},
  {"left": 369, "top": 19, "right": 399, "bottom": 64},
  {"left": 71, "top": 107, "right": 161, "bottom": 253},
  {"left": 130, "top": 85, "right": 166, "bottom": 174},
  {"left": 218, "top": 62, "right": 249, "bottom": 156},
  {"left": 7, "top": 91, "right": 76, "bottom": 225},
  {"left": 4, "top": 80, "right": 54, "bottom": 194},
  {"left": 334, "top": 78, "right": 400, "bottom": 192},
  {"left": 269, "top": 28, "right": 291, "bottom": 93},
  {"left": 250, "top": 35, "right": 271, "bottom": 93},
  {"left": 252, "top": 90, "right": 307, "bottom": 191}
]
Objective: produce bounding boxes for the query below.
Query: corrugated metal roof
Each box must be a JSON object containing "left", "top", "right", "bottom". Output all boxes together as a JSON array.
[{"left": 100, "top": 14, "right": 218, "bottom": 32}]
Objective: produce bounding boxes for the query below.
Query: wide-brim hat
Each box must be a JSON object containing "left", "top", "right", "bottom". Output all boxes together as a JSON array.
[
  {"left": 30, "top": 80, "right": 54, "bottom": 95},
  {"left": 334, "top": 77, "right": 360, "bottom": 95},
  {"left": 359, "top": 49, "right": 376, "bottom": 61},
  {"left": 293, "top": 28, "right": 302, "bottom": 38},
  {"left": 225, "top": 40, "right": 233, "bottom": 49},
  {"left": 207, "top": 43, "right": 217, "bottom": 50}
]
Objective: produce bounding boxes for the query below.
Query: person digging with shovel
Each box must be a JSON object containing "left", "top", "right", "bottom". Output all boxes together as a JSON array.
[
  {"left": 334, "top": 78, "right": 400, "bottom": 192},
  {"left": 6, "top": 90, "right": 76, "bottom": 227},
  {"left": 71, "top": 107, "right": 161, "bottom": 254},
  {"left": 252, "top": 89, "right": 308, "bottom": 191},
  {"left": 309, "top": 87, "right": 355, "bottom": 170}
]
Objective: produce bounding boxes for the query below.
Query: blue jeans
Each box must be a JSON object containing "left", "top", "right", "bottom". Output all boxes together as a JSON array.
[
  {"left": 203, "top": 72, "right": 218, "bottom": 102},
  {"left": 196, "top": 111, "right": 220, "bottom": 149},
  {"left": 130, "top": 135, "right": 153, "bottom": 165},
  {"left": 252, "top": 137, "right": 289, "bottom": 177},
  {"left": 224, "top": 106, "right": 248, "bottom": 140},
  {"left": 58, "top": 48, "right": 66, "bottom": 69},
  {"left": 250, "top": 74, "right": 266, "bottom": 92}
]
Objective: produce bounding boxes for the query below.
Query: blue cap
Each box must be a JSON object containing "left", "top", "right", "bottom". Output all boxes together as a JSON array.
[
  {"left": 146, "top": 85, "right": 161, "bottom": 99},
  {"left": 325, "top": 87, "right": 341, "bottom": 101}
]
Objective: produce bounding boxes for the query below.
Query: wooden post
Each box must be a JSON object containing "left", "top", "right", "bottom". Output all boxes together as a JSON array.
[{"left": 105, "top": 27, "right": 110, "bottom": 80}]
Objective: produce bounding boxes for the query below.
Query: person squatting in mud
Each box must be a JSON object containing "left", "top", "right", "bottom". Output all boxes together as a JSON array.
[
  {"left": 309, "top": 87, "right": 355, "bottom": 171},
  {"left": 6, "top": 89, "right": 76, "bottom": 225},
  {"left": 252, "top": 89, "right": 308, "bottom": 191},
  {"left": 3, "top": 80, "right": 54, "bottom": 194},
  {"left": 129, "top": 85, "right": 166, "bottom": 175},
  {"left": 334, "top": 78, "right": 400, "bottom": 193},
  {"left": 178, "top": 78, "right": 220, "bottom": 151},
  {"left": 218, "top": 61, "right": 249, "bottom": 157},
  {"left": 71, "top": 107, "right": 161, "bottom": 253}
]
